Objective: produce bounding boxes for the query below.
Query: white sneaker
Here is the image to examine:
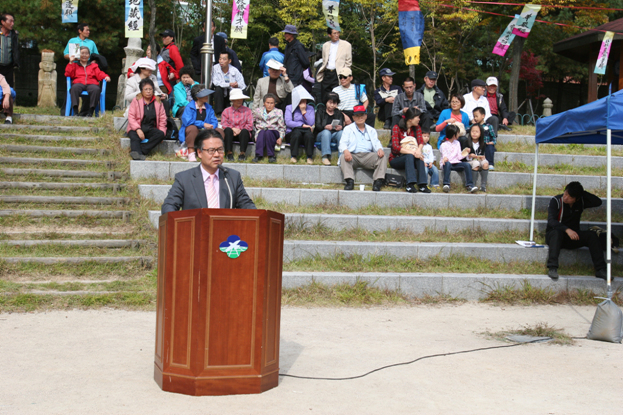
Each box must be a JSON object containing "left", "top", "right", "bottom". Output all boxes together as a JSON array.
[
  {"left": 443, "top": 185, "right": 450, "bottom": 193},
  {"left": 469, "top": 186, "right": 478, "bottom": 193}
]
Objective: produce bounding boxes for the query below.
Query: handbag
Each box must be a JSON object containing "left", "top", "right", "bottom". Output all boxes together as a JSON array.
[
  {"left": 589, "top": 226, "right": 620, "bottom": 253},
  {"left": 384, "top": 173, "right": 405, "bottom": 188}
]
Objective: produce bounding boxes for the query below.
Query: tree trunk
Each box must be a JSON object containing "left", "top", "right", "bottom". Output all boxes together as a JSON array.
[
  {"left": 149, "top": 0, "right": 157, "bottom": 63},
  {"left": 370, "top": 7, "right": 377, "bottom": 88},
  {"left": 409, "top": 65, "right": 416, "bottom": 79},
  {"left": 508, "top": 36, "right": 525, "bottom": 113}
]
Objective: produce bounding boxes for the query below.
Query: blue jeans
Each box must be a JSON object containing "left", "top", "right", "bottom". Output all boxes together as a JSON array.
[
  {"left": 426, "top": 164, "right": 439, "bottom": 186},
  {"left": 317, "top": 129, "right": 342, "bottom": 156},
  {"left": 389, "top": 154, "right": 427, "bottom": 186},
  {"left": 485, "top": 144, "right": 496, "bottom": 166},
  {"left": 442, "top": 162, "right": 474, "bottom": 187}
]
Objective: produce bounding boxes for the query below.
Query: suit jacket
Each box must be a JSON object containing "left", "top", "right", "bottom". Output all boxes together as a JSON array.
[
  {"left": 252, "top": 76, "right": 293, "bottom": 110},
  {"left": 316, "top": 40, "right": 352, "bottom": 83},
  {"left": 190, "top": 34, "right": 226, "bottom": 76},
  {"left": 161, "top": 165, "right": 256, "bottom": 214}
]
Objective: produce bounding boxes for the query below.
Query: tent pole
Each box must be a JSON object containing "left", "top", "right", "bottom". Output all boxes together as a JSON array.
[
  {"left": 607, "top": 129, "right": 612, "bottom": 298},
  {"left": 529, "top": 144, "right": 539, "bottom": 242}
]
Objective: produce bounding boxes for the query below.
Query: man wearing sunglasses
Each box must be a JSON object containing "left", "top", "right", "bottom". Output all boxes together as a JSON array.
[{"left": 161, "top": 130, "right": 256, "bottom": 213}]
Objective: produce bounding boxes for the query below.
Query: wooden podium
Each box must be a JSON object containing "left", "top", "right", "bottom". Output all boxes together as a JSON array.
[{"left": 154, "top": 209, "right": 284, "bottom": 396}]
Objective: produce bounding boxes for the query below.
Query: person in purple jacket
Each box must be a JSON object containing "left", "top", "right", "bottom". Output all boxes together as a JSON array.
[{"left": 285, "top": 85, "right": 315, "bottom": 164}]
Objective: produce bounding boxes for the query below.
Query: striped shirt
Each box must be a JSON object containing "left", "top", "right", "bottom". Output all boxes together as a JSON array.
[{"left": 332, "top": 84, "right": 367, "bottom": 112}]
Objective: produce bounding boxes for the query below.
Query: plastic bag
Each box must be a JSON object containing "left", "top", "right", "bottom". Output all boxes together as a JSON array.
[{"left": 587, "top": 299, "right": 623, "bottom": 343}]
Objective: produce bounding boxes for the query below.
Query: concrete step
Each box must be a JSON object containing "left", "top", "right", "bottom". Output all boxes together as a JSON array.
[
  {"left": 0, "top": 157, "right": 113, "bottom": 168},
  {"left": 0, "top": 209, "right": 131, "bottom": 219},
  {"left": 281, "top": 271, "right": 619, "bottom": 300},
  {"left": 148, "top": 210, "right": 622, "bottom": 233},
  {"left": 0, "top": 182, "right": 125, "bottom": 191},
  {"left": 1, "top": 240, "right": 143, "bottom": 248},
  {"left": 131, "top": 160, "right": 621, "bottom": 190},
  {"left": 0, "top": 124, "right": 97, "bottom": 133},
  {"left": 1, "top": 168, "right": 124, "bottom": 180},
  {"left": 1, "top": 256, "right": 152, "bottom": 266},
  {"left": 0, "top": 133, "right": 101, "bottom": 142},
  {"left": 0, "top": 144, "right": 109, "bottom": 156},
  {"left": 280, "top": 240, "right": 622, "bottom": 266},
  {"left": 0, "top": 196, "right": 130, "bottom": 205},
  {"left": 495, "top": 151, "right": 623, "bottom": 169},
  {"left": 139, "top": 184, "right": 622, "bottom": 213},
  {"left": 12, "top": 114, "right": 99, "bottom": 124}
]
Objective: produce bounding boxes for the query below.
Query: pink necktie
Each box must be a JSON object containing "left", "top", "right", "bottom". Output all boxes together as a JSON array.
[{"left": 206, "top": 175, "right": 219, "bottom": 208}]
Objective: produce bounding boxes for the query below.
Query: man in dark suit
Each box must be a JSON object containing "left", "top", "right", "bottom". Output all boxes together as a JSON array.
[
  {"left": 161, "top": 130, "right": 256, "bottom": 213},
  {"left": 190, "top": 20, "right": 225, "bottom": 77}
]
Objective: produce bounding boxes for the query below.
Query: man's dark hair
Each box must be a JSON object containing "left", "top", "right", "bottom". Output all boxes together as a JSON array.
[
  {"left": 139, "top": 77, "right": 155, "bottom": 92},
  {"left": 195, "top": 129, "right": 224, "bottom": 155},
  {"left": 473, "top": 107, "right": 486, "bottom": 116},
  {"left": 178, "top": 66, "right": 194, "bottom": 79},
  {"left": 268, "top": 37, "right": 279, "bottom": 47},
  {"left": 446, "top": 124, "right": 460, "bottom": 139},
  {"left": 1, "top": 13, "right": 15, "bottom": 23},
  {"left": 219, "top": 50, "right": 231, "bottom": 61},
  {"left": 398, "top": 107, "right": 422, "bottom": 131},
  {"left": 450, "top": 93, "right": 465, "bottom": 108},
  {"left": 324, "top": 92, "right": 340, "bottom": 105},
  {"left": 565, "top": 181, "right": 584, "bottom": 199},
  {"left": 77, "top": 23, "right": 89, "bottom": 34},
  {"left": 403, "top": 77, "right": 415, "bottom": 85},
  {"left": 327, "top": 27, "right": 339, "bottom": 35}
]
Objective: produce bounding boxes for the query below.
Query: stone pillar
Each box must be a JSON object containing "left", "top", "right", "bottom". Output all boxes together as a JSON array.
[
  {"left": 37, "top": 50, "right": 57, "bottom": 108},
  {"left": 116, "top": 38, "right": 144, "bottom": 109},
  {"left": 542, "top": 98, "right": 553, "bottom": 117}
]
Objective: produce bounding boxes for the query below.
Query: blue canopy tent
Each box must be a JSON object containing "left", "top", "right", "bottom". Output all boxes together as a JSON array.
[{"left": 534, "top": 89, "right": 623, "bottom": 296}]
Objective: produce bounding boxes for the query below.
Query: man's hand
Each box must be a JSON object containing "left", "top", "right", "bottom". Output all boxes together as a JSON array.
[
  {"left": 232, "top": 127, "right": 241, "bottom": 136},
  {"left": 566, "top": 228, "right": 579, "bottom": 241},
  {"left": 344, "top": 149, "right": 353, "bottom": 162},
  {"left": 386, "top": 96, "right": 395, "bottom": 104},
  {"left": 335, "top": 125, "right": 343, "bottom": 131},
  {"left": 2, "top": 95, "right": 10, "bottom": 110},
  {"left": 503, "top": 118, "right": 509, "bottom": 125},
  {"left": 230, "top": 82, "right": 238, "bottom": 88},
  {"left": 325, "top": 124, "right": 333, "bottom": 130},
  {"left": 344, "top": 114, "right": 352, "bottom": 125},
  {"left": 168, "top": 73, "right": 175, "bottom": 80},
  {"left": 137, "top": 129, "right": 145, "bottom": 140},
  {"left": 280, "top": 67, "right": 288, "bottom": 77},
  {"left": 204, "top": 123, "right": 214, "bottom": 129},
  {"left": 402, "top": 107, "right": 408, "bottom": 113},
  {"left": 104, "top": 76, "right": 111, "bottom": 82},
  {"left": 377, "top": 148, "right": 385, "bottom": 158}
]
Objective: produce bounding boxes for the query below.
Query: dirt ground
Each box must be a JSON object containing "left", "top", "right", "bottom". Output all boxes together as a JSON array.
[{"left": 1, "top": 303, "right": 621, "bottom": 415}]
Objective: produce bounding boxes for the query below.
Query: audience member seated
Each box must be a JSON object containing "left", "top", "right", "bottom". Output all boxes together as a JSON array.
[
  {"left": 216, "top": 32, "right": 242, "bottom": 72},
  {"left": 63, "top": 23, "right": 98, "bottom": 61},
  {"left": 439, "top": 124, "right": 478, "bottom": 193},
  {"left": 179, "top": 85, "right": 222, "bottom": 162},
  {"left": 416, "top": 71, "right": 449, "bottom": 123},
  {"left": 127, "top": 78, "right": 167, "bottom": 161},
  {"left": 64, "top": 46, "right": 110, "bottom": 117},
  {"left": 389, "top": 108, "right": 430, "bottom": 194},
  {"left": 124, "top": 58, "right": 166, "bottom": 108},
  {"left": 471, "top": 107, "right": 497, "bottom": 170},
  {"left": 285, "top": 85, "right": 315, "bottom": 164},
  {"left": 332, "top": 67, "right": 370, "bottom": 126},
  {"left": 212, "top": 50, "right": 246, "bottom": 116},
  {"left": 252, "top": 93, "right": 286, "bottom": 163},
  {"left": 221, "top": 88, "right": 254, "bottom": 161},
  {"left": 463, "top": 79, "right": 499, "bottom": 135},
  {"left": 436, "top": 94, "right": 469, "bottom": 148},
  {"left": 391, "top": 77, "right": 431, "bottom": 131},
  {"left": 315, "top": 92, "right": 344, "bottom": 166},
  {"left": 374, "top": 68, "right": 402, "bottom": 130},
  {"left": 338, "top": 105, "right": 386, "bottom": 192},
  {"left": 0, "top": 73, "right": 15, "bottom": 124},
  {"left": 172, "top": 66, "right": 198, "bottom": 118},
  {"left": 486, "top": 77, "right": 515, "bottom": 131},
  {"left": 421, "top": 131, "right": 439, "bottom": 187},
  {"left": 252, "top": 59, "right": 293, "bottom": 111},
  {"left": 259, "top": 37, "right": 284, "bottom": 77},
  {"left": 462, "top": 124, "right": 489, "bottom": 192}
]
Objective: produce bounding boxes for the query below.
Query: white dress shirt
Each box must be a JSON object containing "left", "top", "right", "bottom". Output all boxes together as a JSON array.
[
  {"left": 462, "top": 91, "right": 492, "bottom": 121},
  {"left": 326, "top": 41, "right": 339, "bottom": 70}
]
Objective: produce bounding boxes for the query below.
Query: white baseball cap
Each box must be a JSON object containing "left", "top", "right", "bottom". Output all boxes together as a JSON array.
[{"left": 486, "top": 76, "right": 498, "bottom": 86}]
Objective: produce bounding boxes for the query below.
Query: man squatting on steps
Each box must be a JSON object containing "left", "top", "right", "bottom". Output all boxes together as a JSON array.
[{"left": 546, "top": 181, "right": 606, "bottom": 281}]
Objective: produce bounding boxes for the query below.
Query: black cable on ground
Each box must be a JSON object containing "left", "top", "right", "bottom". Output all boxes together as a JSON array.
[{"left": 279, "top": 342, "right": 533, "bottom": 381}]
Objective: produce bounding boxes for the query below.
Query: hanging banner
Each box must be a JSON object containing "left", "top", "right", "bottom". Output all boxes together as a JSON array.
[
  {"left": 323, "top": 0, "right": 340, "bottom": 32},
  {"left": 230, "top": 0, "right": 250, "bottom": 39},
  {"left": 62, "top": 0, "right": 79, "bottom": 23},
  {"left": 125, "top": 0, "right": 144, "bottom": 38},
  {"left": 398, "top": 0, "right": 425, "bottom": 66},
  {"left": 512, "top": 4, "right": 541, "bottom": 38},
  {"left": 492, "top": 14, "right": 520, "bottom": 56},
  {"left": 595, "top": 31, "right": 615, "bottom": 75}
]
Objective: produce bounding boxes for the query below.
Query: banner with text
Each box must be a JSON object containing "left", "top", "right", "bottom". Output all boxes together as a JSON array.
[
  {"left": 125, "top": 0, "right": 144, "bottom": 38},
  {"left": 512, "top": 4, "right": 541, "bottom": 38},
  {"left": 323, "top": 0, "right": 340, "bottom": 32},
  {"left": 230, "top": 0, "right": 250, "bottom": 39},
  {"left": 62, "top": 0, "right": 79, "bottom": 23},
  {"left": 492, "top": 14, "right": 519, "bottom": 56},
  {"left": 595, "top": 31, "right": 615, "bottom": 75},
  {"left": 398, "top": 0, "right": 425, "bottom": 65}
]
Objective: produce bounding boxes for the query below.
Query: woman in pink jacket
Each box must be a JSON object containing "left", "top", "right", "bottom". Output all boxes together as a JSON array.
[{"left": 127, "top": 78, "right": 167, "bottom": 160}]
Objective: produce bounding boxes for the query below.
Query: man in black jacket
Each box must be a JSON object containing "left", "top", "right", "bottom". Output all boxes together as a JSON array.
[
  {"left": 0, "top": 13, "right": 19, "bottom": 88},
  {"left": 546, "top": 181, "right": 605, "bottom": 280},
  {"left": 190, "top": 20, "right": 225, "bottom": 78},
  {"left": 282, "top": 25, "right": 310, "bottom": 88},
  {"left": 485, "top": 77, "right": 515, "bottom": 131},
  {"left": 416, "top": 70, "right": 448, "bottom": 122}
]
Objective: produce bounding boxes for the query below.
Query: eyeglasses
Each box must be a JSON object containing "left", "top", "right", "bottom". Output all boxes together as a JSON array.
[
  {"left": 339, "top": 75, "right": 349, "bottom": 79},
  {"left": 200, "top": 147, "right": 225, "bottom": 155}
]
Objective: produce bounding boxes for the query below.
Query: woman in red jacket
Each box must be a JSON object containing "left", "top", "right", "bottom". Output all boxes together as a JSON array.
[
  {"left": 126, "top": 78, "right": 167, "bottom": 160},
  {"left": 64, "top": 46, "right": 110, "bottom": 116}
]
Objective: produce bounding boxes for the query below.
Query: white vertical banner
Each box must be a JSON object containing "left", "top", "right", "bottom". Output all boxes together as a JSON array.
[
  {"left": 125, "top": 0, "right": 144, "bottom": 38},
  {"left": 62, "top": 0, "right": 79, "bottom": 23},
  {"left": 323, "top": 0, "right": 340, "bottom": 31},
  {"left": 230, "top": 0, "right": 250, "bottom": 39}
]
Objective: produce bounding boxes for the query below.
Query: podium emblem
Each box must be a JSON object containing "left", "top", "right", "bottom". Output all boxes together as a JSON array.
[{"left": 219, "top": 235, "right": 249, "bottom": 259}]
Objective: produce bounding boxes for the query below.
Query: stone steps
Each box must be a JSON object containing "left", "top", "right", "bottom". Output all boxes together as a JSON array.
[
  {"left": 0, "top": 196, "right": 130, "bottom": 205},
  {"left": 1, "top": 256, "right": 153, "bottom": 266},
  {"left": 1, "top": 240, "right": 143, "bottom": 248},
  {"left": 12, "top": 114, "right": 99, "bottom": 124},
  {"left": 1, "top": 168, "right": 125, "bottom": 180},
  {"left": 0, "top": 209, "right": 131, "bottom": 219},
  {"left": 0, "top": 124, "right": 98, "bottom": 133},
  {"left": 0, "top": 181, "right": 125, "bottom": 191},
  {"left": 0, "top": 144, "right": 109, "bottom": 156},
  {"left": 139, "top": 184, "right": 622, "bottom": 212},
  {"left": 0, "top": 156, "right": 113, "bottom": 168},
  {"left": 0, "top": 133, "right": 101, "bottom": 142}
]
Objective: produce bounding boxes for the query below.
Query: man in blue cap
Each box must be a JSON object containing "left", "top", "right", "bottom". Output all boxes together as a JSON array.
[
  {"left": 282, "top": 25, "right": 310, "bottom": 88},
  {"left": 374, "top": 68, "right": 402, "bottom": 130}
]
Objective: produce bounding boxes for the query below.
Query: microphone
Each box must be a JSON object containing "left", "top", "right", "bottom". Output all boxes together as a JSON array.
[{"left": 219, "top": 165, "right": 233, "bottom": 208}]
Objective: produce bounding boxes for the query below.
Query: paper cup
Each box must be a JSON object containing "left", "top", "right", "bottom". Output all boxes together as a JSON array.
[{"left": 359, "top": 184, "right": 365, "bottom": 191}]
